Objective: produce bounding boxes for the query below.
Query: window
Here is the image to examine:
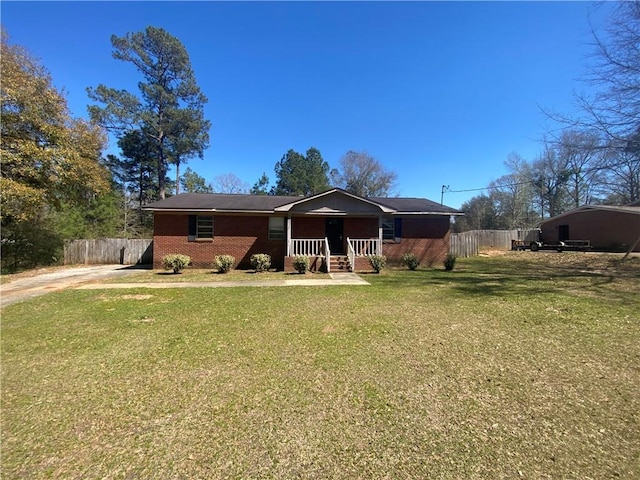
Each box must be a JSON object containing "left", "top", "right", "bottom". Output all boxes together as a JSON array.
[
  {"left": 269, "top": 216, "right": 285, "bottom": 240},
  {"left": 197, "top": 216, "right": 213, "bottom": 239},
  {"left": 188, "top": 215, "right": 213, "bottom": 241},
  {"left": 382, "top": 217, "right": 395, "bottom": 240},
  {"left": 382, "top": 217, "right": 402, "bottom": 241}
]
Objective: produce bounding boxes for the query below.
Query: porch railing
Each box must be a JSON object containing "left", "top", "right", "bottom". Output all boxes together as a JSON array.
[
  {"left": 290, "top": 239, "right": 326, "bottom": 256},
  {"left": 347, "top": 238, "right": 382, "bottom": 257},
  {"left": 324, "top": 238, "right": 331, "bottom": 273},
  {"left": 347, "top": 240, "right": 355, "bottom": 273},
  {"left": 289, "top": 238, "right": 332, "bottom": 272},
  {"left": 289, "top": 237, "right": 381, "bottom": 272}
]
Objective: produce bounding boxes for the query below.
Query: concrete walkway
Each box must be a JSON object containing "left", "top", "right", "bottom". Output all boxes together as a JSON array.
[
  {"left": 77, "top": 272, "right": 370, "bottom": 290},
  {"left": 1, "top": 267, "right": 369, "bottom": 308}
]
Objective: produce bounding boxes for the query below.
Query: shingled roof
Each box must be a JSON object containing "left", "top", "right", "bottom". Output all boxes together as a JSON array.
[{"left": 144, "top": 188, "right": 462, "bottom": 215}]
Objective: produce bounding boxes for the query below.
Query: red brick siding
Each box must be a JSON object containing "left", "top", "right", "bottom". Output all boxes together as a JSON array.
[
  {"left": 383, "top": 217, "right": 451, "bottom": 267},
  {"left": 292, "top": 217, "right": 379, "bottom": 254},
  {"left": 353, "top": 256, "right": 373, "bottom": 272},
  {"left": 153, "top": 213, "right": 286, "bottom": 269},
  {"left": 540, "top": 210, "right": 640, "bottom": 251},
  {"left": 344, "top": 217, "right": 378, "bottom": 238},
  {"left": 154, "top": 213, "right": 452, "bottom": 271},
  {"left": 291, "top": 217, "right": 325, "bottom": 238},
  {"left": 284, "top": 256, "right": 325, "bottom": 272}
]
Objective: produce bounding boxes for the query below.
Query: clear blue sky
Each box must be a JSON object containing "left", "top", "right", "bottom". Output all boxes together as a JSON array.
[{"left": 2, "top": 1, "right": 612, "bottom": 208}]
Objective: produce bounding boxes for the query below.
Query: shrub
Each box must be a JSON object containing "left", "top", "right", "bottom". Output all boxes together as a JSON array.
[
  {"left": 162, "top": 254, "right": 191, "bottom": 274},
  {"left": 444, "top": 253, "right": 457, "bottom": 271},
  {"left": 369, "top": 254, "right": 387, "bottom": 273},
  {"left": 292, "top": 255, "right": 311, "bottom": 274},
  {"left": 214, "top": 255, "right": 235, "bottom": 273},
  {"left": 250, "top": 253, "right": 271, "bottom": 273},
  {"left": 402, "top": 253, "right": 420, "bottom": 271}
]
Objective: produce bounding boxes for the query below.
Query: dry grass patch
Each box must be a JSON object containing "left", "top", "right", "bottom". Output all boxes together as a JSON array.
[{"left": 2, "top": 253, "right": 639, "bottom": 479}]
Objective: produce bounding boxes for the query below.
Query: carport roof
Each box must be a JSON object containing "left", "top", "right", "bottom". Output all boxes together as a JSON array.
[{"left": 539, "top": 204, "right": 640, "bottom": 224}]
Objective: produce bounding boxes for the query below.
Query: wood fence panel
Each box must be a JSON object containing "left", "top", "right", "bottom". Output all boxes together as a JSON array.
[
  {"left": 450, "top": 232, "right": 479, "bottom": 258},
  {"left": 64, "top": 239, "right": 153, "bottom": 265},
  {"left": 450, "top": 229, "right": 539, "bottom": 257}
]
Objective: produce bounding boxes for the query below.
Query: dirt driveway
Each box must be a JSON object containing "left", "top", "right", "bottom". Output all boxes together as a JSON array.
[{"left": 0, "top": 265, "right": 148, "bottom": 308}]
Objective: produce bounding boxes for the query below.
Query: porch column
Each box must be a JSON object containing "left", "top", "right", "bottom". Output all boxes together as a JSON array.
[
  {"left": 378, "top": 216, "right": 383, "bottom": 255},
  {"left": 286, "top": 215, "right": 292, "bottom": 256}
]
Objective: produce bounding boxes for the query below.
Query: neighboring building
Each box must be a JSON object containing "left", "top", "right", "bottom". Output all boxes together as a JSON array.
[
  {"left": 144, "top": 188, "right": 463, "bottom": 271},
  {"left": 539, "top": 204, "right": 640, "bottom": 252}
]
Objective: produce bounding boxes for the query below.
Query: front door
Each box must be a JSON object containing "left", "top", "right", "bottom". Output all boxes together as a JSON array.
[
  {"left": 558, "top": 224, "right": 569, "bottom": 241},
  {"left": 326, "top": 218, "right": 344, "bottom": 254}
]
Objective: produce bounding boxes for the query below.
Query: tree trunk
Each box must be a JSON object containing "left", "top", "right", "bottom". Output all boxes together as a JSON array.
[
  {"left": 157, "top": 147, "right": 166, "bottom": 200},
  {"left": 175, "top": 159, "right": 180, "bottom": 195}
]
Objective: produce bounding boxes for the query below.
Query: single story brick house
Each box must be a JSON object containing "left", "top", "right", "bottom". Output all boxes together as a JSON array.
[
  {"left": 539, "top": 204, "right": 640, "bottom": 252},
  {"left": 144, "top": 188, "right": 463, "bottom": 272}
]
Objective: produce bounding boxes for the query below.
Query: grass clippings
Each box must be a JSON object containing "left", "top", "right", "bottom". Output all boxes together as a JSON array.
[{"left": 1, "top": 252, "right": 638, "bottom": 479}]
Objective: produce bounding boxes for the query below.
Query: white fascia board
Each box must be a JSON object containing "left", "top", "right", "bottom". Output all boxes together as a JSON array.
[
  {"left": 394, "top": 211, "right": 465, "bottom": 216},
  {"left": 274, "top": 188, "right": 396, "bottom": 213},
  {"left": 145, "top": 208, "right": 278, "bottom": 214},
  {"left": 143, "top": 208, "right": 217, "bottom": 212}
]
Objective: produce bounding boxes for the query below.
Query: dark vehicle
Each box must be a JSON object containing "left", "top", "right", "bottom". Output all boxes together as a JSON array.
[{"left": 511, "top": 229, "right": 591, "bottom": 252}]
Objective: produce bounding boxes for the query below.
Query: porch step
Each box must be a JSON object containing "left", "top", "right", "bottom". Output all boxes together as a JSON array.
[{"left": 329, "top": 255, "right": 352, "bottom": 272}]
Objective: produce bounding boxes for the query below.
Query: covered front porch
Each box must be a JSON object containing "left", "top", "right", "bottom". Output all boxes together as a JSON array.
[
  {"left": 283, "top": 215, "right": 384, "bottom": 272},
  {"left": 285, "top": 236, "right": 382, "bottom": 272}
]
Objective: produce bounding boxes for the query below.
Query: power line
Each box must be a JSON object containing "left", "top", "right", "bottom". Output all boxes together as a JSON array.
[{"left": 443, "top": 157, "right": 639, "bottom": 201}]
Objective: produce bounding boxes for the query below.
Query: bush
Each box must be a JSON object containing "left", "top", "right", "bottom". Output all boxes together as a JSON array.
[
  {"left": 444, "top": 253, "right": 457, "bottom": 271},
  {"left": 162, "top": 254, "right": 191, "bottom": 274},
  {"left": 292, "top": 255, "right": 310, "bottom": 274},
  {"left": 402, "top": 253, "right": 420, "bottom": 271},
  {"left": 214, "top": 254, "right": 235, "bottom": 273},
  {"left": 369, "top": 254, "right": 387, "bottom": 273},
  {"left": 250, "top": 253, "right": 271, "bottom": 273}
]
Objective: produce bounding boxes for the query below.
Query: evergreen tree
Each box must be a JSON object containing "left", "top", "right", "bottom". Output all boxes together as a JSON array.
[
  {"left": 273, "top": 147, "right": 330, "bottom": 196},
  {"left": 88, "top": 26, "right": 210, "bottom": 199}
]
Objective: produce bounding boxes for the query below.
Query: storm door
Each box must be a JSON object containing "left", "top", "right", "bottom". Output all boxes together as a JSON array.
[{"left": 326, "top": 218, "right": 344, "bottom": 254}]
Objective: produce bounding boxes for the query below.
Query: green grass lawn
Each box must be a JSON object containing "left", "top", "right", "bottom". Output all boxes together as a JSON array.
[
  {"left": 103, "top": 267, "right": 331, "bottom": 283},
  {"left": 2, "top": 252, "right": 639, "bottom": 479}
]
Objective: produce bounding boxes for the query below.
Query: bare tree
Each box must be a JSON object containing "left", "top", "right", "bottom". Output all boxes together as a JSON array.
[
  {"left": 454, "top": 195, "right": 502, "bottom": 232},
  {"left": 576, "top": 2, "right": 640, "bottom": 143},
  {"left": 540, "top": 3, "right": 640, "bottom": 207},
  {"left": 212, "top": 173, "right": 249, "bottom": 194},
  {"left": 489, "top": 154, "right": 538, "bottom": 228},
  {"left": 331, "top": 150, "right": 397, "bottom": 197},
  {"left": 601, "top": 136, "right": 640, "bottom": 204},
  {"left": 531, "top": 145, "right": 572, "bottom": 219},
  {"left": 554, "top": 130, "right": 606, "bottom": 207}
]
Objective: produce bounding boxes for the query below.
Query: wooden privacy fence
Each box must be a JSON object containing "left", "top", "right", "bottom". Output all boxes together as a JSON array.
[
  {"left": 450, "top": 232, "right": 479, "bottom": 258},
  {"left": 450, "top": 229, "right": 539, "bottom": 257},
  {"left": 64, "top": 239, "right": 153, "bottom": 265}
]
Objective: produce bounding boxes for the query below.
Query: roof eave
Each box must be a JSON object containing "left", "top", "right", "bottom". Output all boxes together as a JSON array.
[
  {"left": 274, "top": 188, "right": 397, "bottom": 213},
  {"left": 143, "top": 207, "right": 217, "bottom": 212},
  {"left": 396, "top": 211, "right": 464, "bottom": 216}
]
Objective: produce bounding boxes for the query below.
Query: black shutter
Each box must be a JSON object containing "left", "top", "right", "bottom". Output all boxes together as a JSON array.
[
  {"left": 394, "top": 218, "right": 402, "bottom": 240},
  {"left": 188, "top": 215, "right": 197, "bottom": 241}
]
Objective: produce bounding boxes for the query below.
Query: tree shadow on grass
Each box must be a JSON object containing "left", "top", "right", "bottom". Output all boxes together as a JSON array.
[{"left": 371, "top": 266, "right": 636, "bottom": 304}]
